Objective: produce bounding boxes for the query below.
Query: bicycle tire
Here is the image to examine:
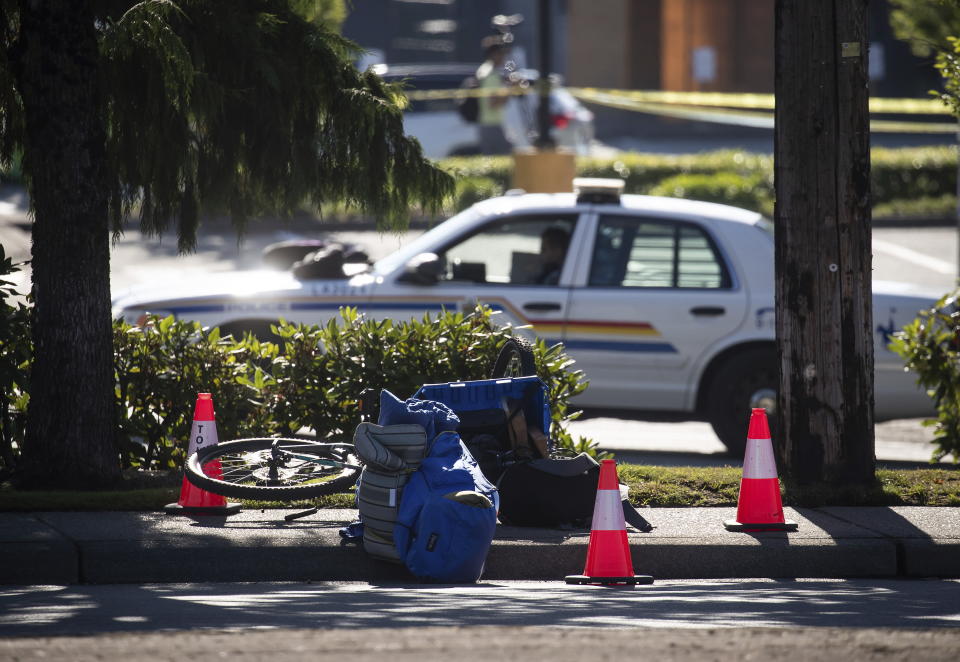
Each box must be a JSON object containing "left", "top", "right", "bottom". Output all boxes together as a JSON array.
[
  {"left": 185, "top": 437, "right": 361, "bottom": 501},
  {"left": 490, "top": 336, "right": 537, "bottom": 378}
]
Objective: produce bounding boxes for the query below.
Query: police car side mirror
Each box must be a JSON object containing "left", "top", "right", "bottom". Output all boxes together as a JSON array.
[{"left": 399, "top": 252, "right": 442, "bottom": 285}]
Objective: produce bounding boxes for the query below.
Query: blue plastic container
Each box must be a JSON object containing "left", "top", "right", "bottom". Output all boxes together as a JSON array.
[{"left": 414, "top": 376, "right": 552, "bottom": 449}]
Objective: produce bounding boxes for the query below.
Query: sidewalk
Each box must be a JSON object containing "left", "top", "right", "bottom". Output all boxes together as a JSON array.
[{"left": 4, "top": 507, "right": 958, "bottom": 585}]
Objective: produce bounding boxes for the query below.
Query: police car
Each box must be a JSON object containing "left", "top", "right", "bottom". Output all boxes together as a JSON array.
[{"left": 113, "top": 179, "right": 937, "bottom": 454}]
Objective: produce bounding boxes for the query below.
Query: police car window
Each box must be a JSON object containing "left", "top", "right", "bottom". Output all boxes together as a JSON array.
[
  {"left": 589, "top": 216, "right": 730, "bottom": 289},
  {"left": 439, "top": 215, "right": 577, "bottom": 286}
]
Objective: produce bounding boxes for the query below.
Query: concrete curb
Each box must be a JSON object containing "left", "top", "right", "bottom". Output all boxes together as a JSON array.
[{"left": 3, "top": 507, "right": 957, "bottom": 585}]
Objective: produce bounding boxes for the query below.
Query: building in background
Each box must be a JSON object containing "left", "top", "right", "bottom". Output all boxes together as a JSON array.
[
  {"left": 343, "top": 0, "right": 936, "bottom": 94},
  {"left": 342, "top": 0, "right": 568, "bottom": 75},
  {"left": 564, "top": 0, "right": 939, "bottom": 96}
]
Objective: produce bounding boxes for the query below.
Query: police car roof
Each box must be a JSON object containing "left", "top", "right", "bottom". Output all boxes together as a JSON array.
[{"left": 473, "top": 190, "right": 763, "bottom": 225}]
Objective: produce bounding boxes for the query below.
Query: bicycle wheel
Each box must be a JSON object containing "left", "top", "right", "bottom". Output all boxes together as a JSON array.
[
  {"left": 185, "top": 437, "right": 361, "bottom": 501},
  {"left": 490, "top": 336, "right": 537, "bottom": 378}
]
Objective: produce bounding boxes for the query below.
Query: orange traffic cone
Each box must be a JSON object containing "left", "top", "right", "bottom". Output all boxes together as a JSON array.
[
  {"left": 724, "top": 408, "right": 797, "bottom": 532},
  {"left": 164, "top": 393, "right": 241, "bottom": 516},
  {"left": 565, "top": 459, "right": 654, "bottom": 585}
]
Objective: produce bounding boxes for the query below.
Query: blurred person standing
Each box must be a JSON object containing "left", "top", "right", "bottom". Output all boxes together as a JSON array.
[
  {"left": 476, "top": 35, "right": 512, "bottom": 155},
  {"left": 501, "top": 72, "right": 535, "bottom": 150}
]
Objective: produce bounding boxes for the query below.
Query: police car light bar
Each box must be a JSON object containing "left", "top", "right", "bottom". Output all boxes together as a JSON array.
[{"left": 574, "top": 178, "right": 625, "bottom": 204}]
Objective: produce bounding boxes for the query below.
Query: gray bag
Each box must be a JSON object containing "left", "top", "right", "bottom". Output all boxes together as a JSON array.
[{"left": 353, "top": 422, "right": 428, "bottom": 561}]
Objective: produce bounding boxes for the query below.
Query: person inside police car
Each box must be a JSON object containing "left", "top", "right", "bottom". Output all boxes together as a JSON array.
[{"left": 536, "top": 226, "right": 570, "bottom": 285}]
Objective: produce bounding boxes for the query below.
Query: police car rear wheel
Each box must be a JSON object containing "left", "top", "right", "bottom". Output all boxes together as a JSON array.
[{"left": 705, "top": 348, "right": 778, "bottom": 457}]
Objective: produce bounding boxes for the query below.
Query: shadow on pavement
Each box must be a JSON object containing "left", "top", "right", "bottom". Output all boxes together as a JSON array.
[{"left": 2, "top": 579, "right": 959, "bottom": 637}]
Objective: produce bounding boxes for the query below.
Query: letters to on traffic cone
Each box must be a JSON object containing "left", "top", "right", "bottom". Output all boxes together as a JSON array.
[
  {"left": 165, "top": 393, "right": 241, "bottom": 516},
  {"left": 724, "top": 408, "right": 797, "bottom": 532},
  {"left": 565, "top": 459, "right": 654, "bottom": 585}
]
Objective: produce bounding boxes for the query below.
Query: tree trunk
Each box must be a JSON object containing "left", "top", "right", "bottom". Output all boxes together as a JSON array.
[
  {"left": 774, "top": 0, "right": 875, "bottom": 487},
  {"left": 14, "top": 1, "right": 119, "bottom": 488}
]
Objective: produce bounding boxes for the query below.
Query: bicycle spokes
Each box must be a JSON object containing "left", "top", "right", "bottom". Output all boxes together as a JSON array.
[{"left": 210, "top": 443, "right": 346, "bottom": 488}]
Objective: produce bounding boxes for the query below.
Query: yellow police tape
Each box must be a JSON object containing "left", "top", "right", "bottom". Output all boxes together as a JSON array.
[
  {"left": 568, "top": 87, "right": 953, "bottom": 115},
  {"left": 402, "top": 85, "right": 958, "bottom": 133},
  {"left": 569, "top": 88, "right": 959, "bottom": 134},
  {"left": 404, "top": 86, "right": 532, "bottom": 100}
]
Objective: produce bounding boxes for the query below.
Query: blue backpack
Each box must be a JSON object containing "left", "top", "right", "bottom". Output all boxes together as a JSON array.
[
  {"left": 360, "top": 390, "right": 499, "bottom": 583},
  {"left": 393, "top": 429, "right": 498, "bottom": 583}
]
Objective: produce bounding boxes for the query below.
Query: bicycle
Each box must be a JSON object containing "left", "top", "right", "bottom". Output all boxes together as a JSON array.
[
  {"left": 185, "top": 437, "right": 362, "bottom": 503},
  {"left": 183, "top": 336, "right": 538, "bottom": 507}
]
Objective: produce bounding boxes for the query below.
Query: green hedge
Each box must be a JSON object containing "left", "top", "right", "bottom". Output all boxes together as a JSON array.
[
  {"left": 873, "top": 193, "right": 957, "bottom": 220},
  {"left": 440, "top": 146, "right": 958, "bottom": 218},
  {"left": 647, "top": 171, "right": 774, "bottom": 217},
  {"left": 1, "top": 288, "right": 596, "bottom": 474},
  {"left": 871, "top": 146, "right": 957, "bottom": 204},
  {"left": 8, "top": 147, "right": 951, "bottom": 221},
  {"left": 0, "top": 246, "right": 30, "bottom": 474},
  {"left": 890, "top": 291, "right": 960, "bottom": 463}
]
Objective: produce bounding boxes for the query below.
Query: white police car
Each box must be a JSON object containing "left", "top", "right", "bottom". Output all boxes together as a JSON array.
[{"left": 113, "top": 180, "right": 937, "bottom": 453}]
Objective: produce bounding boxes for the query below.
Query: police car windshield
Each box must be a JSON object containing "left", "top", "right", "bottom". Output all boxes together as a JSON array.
[{"left": 372, "top": 206, "right": 484, "bottom": 276}]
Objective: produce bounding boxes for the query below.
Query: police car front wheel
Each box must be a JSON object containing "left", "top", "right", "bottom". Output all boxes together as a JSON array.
[{"left": 705, "top": 347, "right": 778, "bottom": 457}]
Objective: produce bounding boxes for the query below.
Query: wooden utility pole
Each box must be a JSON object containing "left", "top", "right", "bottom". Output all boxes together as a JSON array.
[
  {"left": 774, "top": 0, "right": 875, "bottom": 487},
  {"left": 534, "top": 0, "right": 555, "bottom": 149}
]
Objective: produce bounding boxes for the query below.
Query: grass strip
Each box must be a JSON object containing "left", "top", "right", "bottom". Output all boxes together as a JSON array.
[
  {"left": 1, "top": 467, "right": 957, "bottom": 511},
  {"left": 619, "top": 466, "right": 960, "bottom": 508}
]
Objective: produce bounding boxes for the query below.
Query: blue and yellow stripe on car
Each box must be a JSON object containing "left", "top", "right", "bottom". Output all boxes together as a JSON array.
[
  {"left": 477, "top": 297, "right": 678, "bottom": 354},
  {"left": 155, "top": 295, "right": 459, "bottom": 317},
  {"left": 544, "top": 319, "right": 678, "bottom": 354},
  {"left": 157, "top": 294, "right": 678, "bottom": 353}
]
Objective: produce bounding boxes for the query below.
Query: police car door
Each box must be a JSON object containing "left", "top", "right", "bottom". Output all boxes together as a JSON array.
[
  {"left": 430, "top": 212, "right": 580, "bottom": 344},
  {"left": 564, "top": 211, "right": 748, "bottom": 411}
]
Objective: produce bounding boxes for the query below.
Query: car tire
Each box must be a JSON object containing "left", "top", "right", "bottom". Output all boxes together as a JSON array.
[
  {"left": 704, "top": 347, "right": 778, "bottom": 457},
  {"left": 490, "top": 337, "right": 537, "bottom": 378}
]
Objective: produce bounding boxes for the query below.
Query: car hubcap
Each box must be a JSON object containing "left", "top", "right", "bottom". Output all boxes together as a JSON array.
[
  {"left": 504, "top": 351, "right": 522, "bottom": 376},
  {"left": 749, "top": 388, "right": 777, "bottom": 414}
]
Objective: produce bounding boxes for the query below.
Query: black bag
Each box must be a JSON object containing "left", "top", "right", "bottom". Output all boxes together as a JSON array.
[
  {"left": 497, "top": 455, "right": 600, "bottom": 527},
  {"left": 459, "top": 400, "right": 546, "bottom": 485},
  {"left": 457, "top": 75, "right": 480, "bottom": 123},
  {"left": 497, "top": 455, "right": 655, "bottom": 531},
  {"left": 463, "top": 433, "right": 507, "bottom": 485}
]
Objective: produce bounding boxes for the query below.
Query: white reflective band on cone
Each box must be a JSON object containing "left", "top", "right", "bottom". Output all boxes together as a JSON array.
[
  {"left": 742, "top": 437, "right": 778, "bottom": 479},
  {"left": 186, "top": 419, "right": 219, "bottom": 457},
  {"left": 591, "top": 489, "right": 626, "bottom": 531}
]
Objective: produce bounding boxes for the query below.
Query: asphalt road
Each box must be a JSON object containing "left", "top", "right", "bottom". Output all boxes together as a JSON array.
[
  {"left": 1, "top": 580, "right": 959, "bottom": 660},
  {"left": 3, "top": 625, "right": 959, "bottom": 662},
  {"left": 568, "top": 415, "right": 949, "bottom": 467},
  {"left": 2, "top": 579, "right": 959, "bottom": 634}
]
